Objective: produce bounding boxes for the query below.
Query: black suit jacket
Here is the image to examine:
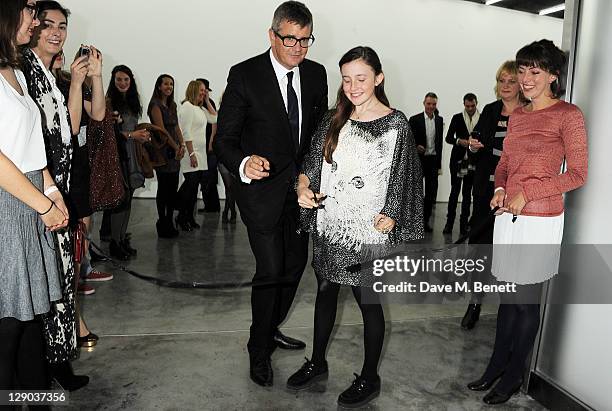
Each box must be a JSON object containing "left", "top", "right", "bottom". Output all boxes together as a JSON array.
[
  {"left": 445, "top": 112, "right": 472, "bottom": 167},
  {"left": 408, "top": 112, "right": 444, "bottom": 170},
  {"left": 214, "top": 51, "right": 328, "bottom": 230},
  {"left": 471, "top": 100, "right": 504, "bottom": 197}
]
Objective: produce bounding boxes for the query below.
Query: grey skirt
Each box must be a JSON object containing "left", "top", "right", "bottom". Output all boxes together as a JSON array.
[{"left": 0, "top": 170, "right": 62, "bottom": 321}]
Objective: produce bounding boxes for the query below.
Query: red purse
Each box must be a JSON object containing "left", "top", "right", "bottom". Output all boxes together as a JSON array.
[{"left": 74, "top": 221, "right": 86, "bottom": 264}]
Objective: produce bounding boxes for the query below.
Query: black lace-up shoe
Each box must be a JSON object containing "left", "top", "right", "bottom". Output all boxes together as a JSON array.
[
  {"left": 286, "top": 358, "right": 328, "bottom": 391},
  {"left": 337, "top": 373, "right": 381, "bottom": 408}
]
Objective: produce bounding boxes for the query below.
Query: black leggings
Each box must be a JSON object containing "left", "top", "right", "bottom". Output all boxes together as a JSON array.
[
  {"left": 156, "top": 171, "right": 179, "bottom": 221},
  {"left": 311, "top": 278, "right": 385, "bottom": 379},
  {"left": 0, "top": 317, "right": 48, "bottom": 391},
  {"left": 481, "top": 303, "right": 541, "bottom": 393},
  {"left": 177, "top": 171, "right": 203, "bottom": 221}
]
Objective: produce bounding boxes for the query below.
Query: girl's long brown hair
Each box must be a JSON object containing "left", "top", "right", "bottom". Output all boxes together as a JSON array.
[{"left": 323, "top": 46, "right": 389, "bottom": 163}]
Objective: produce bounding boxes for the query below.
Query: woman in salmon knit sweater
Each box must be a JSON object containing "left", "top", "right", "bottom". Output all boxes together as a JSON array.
[{"left": 468, "top": 39, "right": 588, "bottom": 405}]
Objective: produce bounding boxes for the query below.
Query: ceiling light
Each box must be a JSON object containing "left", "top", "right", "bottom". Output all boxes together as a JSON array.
[
  {"left": 485, "top": 0, "right": 504, "bottom": 5},
  {"left": 539, "top": 4, "right": 565, "bottom": 15}
]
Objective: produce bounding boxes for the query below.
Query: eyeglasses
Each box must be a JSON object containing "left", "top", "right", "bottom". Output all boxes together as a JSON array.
[
  {"left": 24, "top": 4, "right": 38, "bottom": 17},
  {"left": 273, "top": 30, "right": 315, "bottom": 48}
]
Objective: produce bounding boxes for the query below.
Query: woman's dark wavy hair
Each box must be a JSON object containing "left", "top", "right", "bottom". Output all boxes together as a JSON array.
[
  {"left": 36, "top": 1, "right": 70, "bottom": 21},
  {"left": 516, "top": 39, "right": 568, "bottom": 99},
  {"left": 106, "top": 65, "right": 142, "bottom": 117},
  {"left": 323, "top": 46, "right": 389, "bottom": 163},
  {"left": 148, "top": 74, "right": 176, "bottom": 116},
  {"left": 0, "top": 0, "right": 27, "bottom": 68}
]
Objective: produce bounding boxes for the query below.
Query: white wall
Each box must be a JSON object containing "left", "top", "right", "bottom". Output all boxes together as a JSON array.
[
  {"left": 535, "top": 1, "right": 612, "bottom": 410},
  {"left": 58, "top": 0, "right": 561, "bottom": 200}
]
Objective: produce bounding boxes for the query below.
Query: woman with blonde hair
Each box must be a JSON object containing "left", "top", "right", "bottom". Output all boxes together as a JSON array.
[
  {"left": 176, "top": 80, "right": 216, "bottom": 230},
  {"left": 459, "top": 60, "right": 525, "bottom": 330}
]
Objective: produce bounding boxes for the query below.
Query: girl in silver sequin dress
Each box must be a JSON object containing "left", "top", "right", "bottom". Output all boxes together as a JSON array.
[{"left": 288, "top": 47, "right": 423, "bottom": 408}]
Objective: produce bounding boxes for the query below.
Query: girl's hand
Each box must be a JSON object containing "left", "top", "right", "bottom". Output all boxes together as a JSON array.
[{"left": 374, "top": 214, "right": 395, "bottom": 234}]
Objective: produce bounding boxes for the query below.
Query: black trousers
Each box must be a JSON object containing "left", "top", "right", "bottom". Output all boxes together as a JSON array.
[
  {"left": 246, "top": 191, "right": 308, "bottom": 358},
  {"left": 0, "top": 317, "right": 48, "bottom": 392},
  {"left": 421, "top": 155, "right": 439, "bottom": 224},
  {"left": 156, "top": 171, "right": 179, "bottom": 222},
  {"left": 469, "top": 193, "right": 494, "bottom": 244},
  {"left": 446, "top": 167, "right": 473, "bottom": 226},
  {"left": 177, "top": 171, "right": 203, "bottom": 222}
]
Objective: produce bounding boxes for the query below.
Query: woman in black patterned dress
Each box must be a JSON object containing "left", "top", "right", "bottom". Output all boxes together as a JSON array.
[
  {"left": 287, "top": 47, "right": 423, "bottom": 408},
  {"left": 22, "top": 0, "right": 90, "bottom": 390}
]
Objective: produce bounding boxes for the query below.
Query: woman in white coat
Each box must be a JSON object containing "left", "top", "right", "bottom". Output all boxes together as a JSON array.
[{"left": 176, "top": 80, "right": 217, "bottom": 230}]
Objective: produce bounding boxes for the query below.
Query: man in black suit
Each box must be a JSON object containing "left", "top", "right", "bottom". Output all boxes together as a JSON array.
[
  {"left": 409, "top": 92, "right": 443, "bottom": 232},
  {"left": 214, "top": 1, "right": 328, "bottom": 387},
  {"left": 443, "top": 93, "right": 479, "bottom": 236}
]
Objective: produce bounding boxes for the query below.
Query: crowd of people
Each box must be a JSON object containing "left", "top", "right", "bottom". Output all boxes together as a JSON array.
[{"left": 0, "top": 0, "right": 588, "bottom": 409}]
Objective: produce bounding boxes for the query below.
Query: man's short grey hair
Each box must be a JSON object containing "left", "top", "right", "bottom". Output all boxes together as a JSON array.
[
  {"left": 424, "top": 92, "right": 438, "bottom": 100},
  {"left": 271, "top": 1, "right": 313, "bottom": 32}
]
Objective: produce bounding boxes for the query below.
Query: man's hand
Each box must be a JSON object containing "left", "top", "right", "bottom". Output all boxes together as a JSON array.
[
  {"left": 416, "top": 145, "right": 425, "bottom": 154},
  {"left": 458, "top": 138, "right": 470, "bottom": 148},
  {"left": 468, "top": 137, "right": 484, "bottom": 152},
  {"left": 244, "top": 155, "right": 270, "bottom": 180}
]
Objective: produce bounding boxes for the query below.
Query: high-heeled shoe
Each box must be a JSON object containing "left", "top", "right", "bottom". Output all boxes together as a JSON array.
[
  {"left": 483, "top": 381, "right": 523, "bottom": 405},
  {"left": 175, "top": 216, "right": 192, "bottom": 232},
  {"left": 156, "top": 219, "right": 179, "bottom": 238},
  {"left": 109, "top": 240, "right": 129, "bottom": 261},
  {"left": 77, "top": 332, "right": 99, "bottom": 348},
  {"left": 188, "top": 219, "right": 201, "bottom": 229},
  {"left": 229, "top": 209, "right": 237, "bottom": 224},
  {"left": 222, "top": 209, "right": 229, "bottom": 223},
  {"left": 50, "top": 361, "right": 89, "bottom": 392},
  {"left": 467, "top": 371, "right": 503, "bottom": 391}
]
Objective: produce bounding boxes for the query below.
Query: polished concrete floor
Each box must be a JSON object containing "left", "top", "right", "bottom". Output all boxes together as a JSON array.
[{"left": 68, "top": 199, "right": 546, "bottom": 410}]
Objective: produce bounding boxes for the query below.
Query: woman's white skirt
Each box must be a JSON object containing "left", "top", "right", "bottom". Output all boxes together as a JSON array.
[{"left": 492, "top": 212, "right": 564, "bottom": 285}]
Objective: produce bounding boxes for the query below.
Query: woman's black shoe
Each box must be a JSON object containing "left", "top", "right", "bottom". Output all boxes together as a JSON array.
[
  {"left": 121, "top": 239, "right": 137, "bottom": 256},
  {"left": 50, "top": 361, "right": 89, "bottom": 392},
  {"left": 286, "top": 358, "right": 328, "bottom": 391},
  {"left": 188, "top": 219, "right": 201, "bottom": 229},
  {"left": 156, "top": 219, "right": 179, "bottom": 238},
  {"left": 483, "top": 381, "right": 522, "bottom": 405},
  {"left": 467, "top": 371, "right": 503, "bottom": 391},
  {"left": 175, "top": 216, "right": 192, "bottom": 232},
  {"left": 461, "top": 304, "right": 481, "bottom": 330},
  {"left": 109, "top": 240, "right": 129, "bottom": 261},
  {"left": 77, "top": 332, "right": 99, "bottom": 348},
  {"left": 222, "top": 209, "right": 229, "bottom": 223},
  {"left": 338, "top": 373, "right": 381, "bottom": 408},
  {"left": 88, "top": 244, "right": 106, "bottom": 263},
  {"left": 229, "top": 209, "right": 237, "bottom": 223}
]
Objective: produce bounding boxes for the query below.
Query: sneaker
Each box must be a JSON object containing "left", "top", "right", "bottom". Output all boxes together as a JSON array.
[
  {"left": 77, "top": 283, "right": 95, "bottom": 295},
  {"left": 287, "top": 358, "right": 328, "bottom": 391},
  {"left": 337, "top": 373, "right": 381, "bottom": 408},
  {"left": 84, "top": 270, "right": 113, "bottom": 282}
]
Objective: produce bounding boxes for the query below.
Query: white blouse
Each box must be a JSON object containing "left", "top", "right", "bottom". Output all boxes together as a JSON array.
[
  {"left": 178, "top": 102, "right": 217, "bottom": 173},
  {"left": 0, "top": 69, "right": 47, "bottom": 173}
]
